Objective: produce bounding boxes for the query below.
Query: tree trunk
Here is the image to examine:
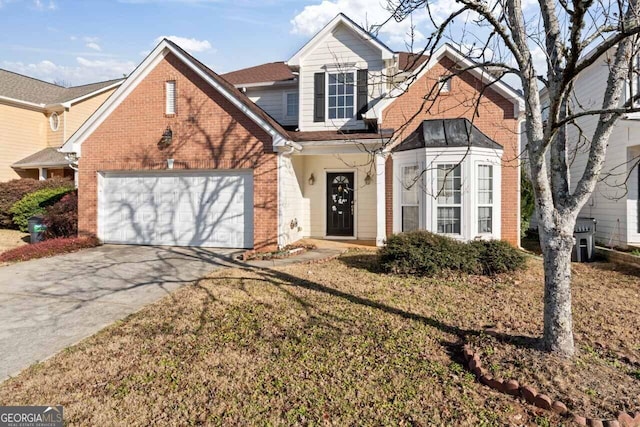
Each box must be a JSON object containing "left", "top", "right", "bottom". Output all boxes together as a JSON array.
[{"left": 540, "top": 228, "right": 576, "bottom": 357}]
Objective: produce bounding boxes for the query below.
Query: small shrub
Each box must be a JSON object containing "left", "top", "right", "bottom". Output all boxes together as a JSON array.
[
  {"left": 470, "top": 239, "right": 527, "bottom": 275},
  {"left": 379, "top": 231, "right": 526, "bottom": 277},
  {"left": 379, "top": 231, "right": 480, "bottom": 276},
  {"left": 0, "top": 236, "right": 100, "bottom": 263},
  {"left": 44, "top": 191, "right": 78, "bottom": 238},
  {"left": 0, "top": 177, "right": 73, "bottom": 229},
  {"left": 9, "top": 186, "right": 74, "bottom": 232}
]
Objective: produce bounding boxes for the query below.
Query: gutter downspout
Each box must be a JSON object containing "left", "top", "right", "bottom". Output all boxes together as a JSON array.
[{"left": 277, "top": 140, "right": 302, "bottom": 249}]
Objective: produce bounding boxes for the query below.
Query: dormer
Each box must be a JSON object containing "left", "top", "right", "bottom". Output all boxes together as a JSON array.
[{"left": 287, "top": 13, "right": 396, "bottom": 132}]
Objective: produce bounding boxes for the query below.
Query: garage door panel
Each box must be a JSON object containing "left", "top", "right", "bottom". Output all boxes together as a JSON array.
[{"left": 99, "top": 171, "right": 253, "bottom": 248}]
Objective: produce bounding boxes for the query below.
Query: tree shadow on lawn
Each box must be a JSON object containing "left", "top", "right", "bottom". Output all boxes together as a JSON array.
[{"left": 190, "top": 249, "right": 542, "bottom": 367}]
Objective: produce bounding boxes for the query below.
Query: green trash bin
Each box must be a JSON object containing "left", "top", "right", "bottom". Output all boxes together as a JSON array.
[{"left": 27, "top": 215, "right": 47, "bottom": 244}]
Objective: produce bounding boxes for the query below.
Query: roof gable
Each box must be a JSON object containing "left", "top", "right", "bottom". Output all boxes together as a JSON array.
[
  {"left": 61, "top": 39, "right": 292, "bottom": 156},
  {"left": 365, "top": 44, "right": 525, "bottom": 121},
  {"left": 287, "top": 13, "right": 395, "bottom": 66},
  {"left": 0, "top": 68, "right": 123, "bottom": 107}
]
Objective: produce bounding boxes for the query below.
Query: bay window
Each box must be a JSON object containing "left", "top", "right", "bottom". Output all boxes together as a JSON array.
[{"left": 436, "top": 164, "right": 462, "bottom": 234}]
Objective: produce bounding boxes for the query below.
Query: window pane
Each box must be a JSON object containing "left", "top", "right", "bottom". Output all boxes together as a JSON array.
[
  {"left": 437, "top": 164, "right": 461, "bottom": 204},
  {"left": 345, "top": 107, "right": 353, "bottom": 117},
  {"left": 477, "top": 165, "right": 493, "bottom": 204},
  {"left": 437, "top": 207, "right": 461, "bottom": 234},
  {"left": 401, "top": 165, "right": 419, "bottom": 205},
  {"left": 329, "top": 74, "right": 337, "bottom": 83},
  {"left": 329, "top": 109, "right": 337, "bottom": 119},
  {"left": 402, "top": 206, "right": 419, "bottom": 232},
  {"left": 478, "top": 207, "right": 492, "bottom": 233}
]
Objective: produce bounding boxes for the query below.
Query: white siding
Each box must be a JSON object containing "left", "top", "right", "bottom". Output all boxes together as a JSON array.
[
  {"left": 300, "top": 153, "right": 377, "bottom": 239},
  {"left": 279, "top": 154, "right": 308, "bottom": 246},
  {"left": 246, "top": 87, "right": 298, "bottom": 127},
  {"left": 530, "top": 52, "right": 640, "bottom": 247},
  {"left": 298, "top": 23, "right": 387, "bottom": 132}
]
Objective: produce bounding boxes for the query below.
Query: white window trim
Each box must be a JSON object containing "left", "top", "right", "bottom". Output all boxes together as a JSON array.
[
  {"left": 283, "top": 91, "right": 299, "bottom": 119},
  {"left": 165, "top": 80, "right": 176, "bottom": 115},
  {"left": 49, "top": 112, "right": 60, "bottom": 131},
  {"left": 399, "top": 163, "right": 422, "bottom": 232},
  {"left": 325, "top": 70, "right": 357, "bottom": 123},
  {"left": 476, "top": 164, "right": 494, "bottom": 235},
  {"left": 435, "top": 163, "right": 463, "bottom": 236}
]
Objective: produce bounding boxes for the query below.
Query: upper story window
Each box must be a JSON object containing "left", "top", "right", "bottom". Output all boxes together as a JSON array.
[
  {"left": 436, "top": 164, "right": 462, "bottom": 234},
  {"left": 49, "top": 112, "right": 59, "bottom": 131},
  {"left": 328, "top": 72, "right": 355, "bottom": 119},
  {"left": 285, "top": 92, "right": 298, "bottom": 118},
  {"left": 165, "top": 80, "right": 176, "bottom": 115},
  {"left": 477, "top": 165, "right": 493, "bottom": 234}
]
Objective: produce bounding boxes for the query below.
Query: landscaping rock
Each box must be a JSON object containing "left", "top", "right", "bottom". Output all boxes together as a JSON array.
[
  {"left": 588, "top": 419, "right": 604, "bottom": 427},
  {"left": 504, "top": 379, "right": 520, "bottom": 396},
  {"left": 487, "top": 377, "right": 504, "bottom": 391},
  {"left": 521, "top": 385, "right": 537, "bottom": 404},
  {"left": 604, "top": 420, "right": 621, "bottom": 427},
  {"left": 463, "top": 345, "right": 473, "bottom": 362},
  {"left": 573, "top": 415, "right": 587, "bottom": 426},
  {"left": 533, "top": 394, "right": 552, "bottom": 410},
  {"left": 551, "top": 401, "right": 568, "bottom": 415},
  {"left": 480, "top": 374, "right": 493, "bottom": 386},
  {"left": 618, "top": 412, "right": 640, "bottom": 427}
]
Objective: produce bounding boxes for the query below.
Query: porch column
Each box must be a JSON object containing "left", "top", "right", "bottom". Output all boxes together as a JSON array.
[
  {"left": 38, "top": 167, "right": 47, "bottom": 181},
  {"left": 375, "top": 153, "right": 386, "bottom": 246}
]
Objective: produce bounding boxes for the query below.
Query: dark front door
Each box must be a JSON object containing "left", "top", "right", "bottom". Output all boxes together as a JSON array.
[{"left": 326, "top": 172, "right": 354, "bottom": 236}]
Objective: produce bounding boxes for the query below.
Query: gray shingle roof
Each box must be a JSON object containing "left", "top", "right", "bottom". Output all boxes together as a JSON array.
[
  {"left": 12, "top": 147, "right": 70, "bottom": 168},
  {"left": 0, "top": 68, "right": 122, "bottom": 105}
]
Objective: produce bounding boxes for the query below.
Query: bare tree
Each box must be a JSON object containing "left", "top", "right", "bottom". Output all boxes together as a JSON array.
[{"left": 380, "top": 0, "right": 640, "bottom": 357}]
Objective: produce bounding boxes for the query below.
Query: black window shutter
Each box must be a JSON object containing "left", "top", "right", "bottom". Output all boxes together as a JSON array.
[
  {"left": 357, "top": 69, "right": 368, "bottom": 120},
  {"left": 314, "top": 73, "right": 325, "bottom": 122}
]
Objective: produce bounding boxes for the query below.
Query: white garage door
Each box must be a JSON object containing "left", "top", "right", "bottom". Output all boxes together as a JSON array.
[{"left": 98, "top": 171, "right": 253, "bottom": 248}]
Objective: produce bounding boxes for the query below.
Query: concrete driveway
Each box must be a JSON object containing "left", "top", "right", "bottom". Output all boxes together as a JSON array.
[{"left": 0, "top": 244, "right": 238, "bottom": 381}]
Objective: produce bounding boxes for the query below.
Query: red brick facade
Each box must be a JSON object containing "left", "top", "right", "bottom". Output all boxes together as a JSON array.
[
  {"left": 77, "top": 53, "right": 279, "bottom": 250},
  {"left": 382, "top": 56, "right": 520, "bottom": 246}
]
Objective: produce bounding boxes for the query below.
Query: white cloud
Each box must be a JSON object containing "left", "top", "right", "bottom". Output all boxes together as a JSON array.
[
  {"left": 85, "top": 42, "right": 101, "bottom": 51},
  {"left": 1, "top": 57, "right": 135, "bottom": 85},
  {"left": 154, "top": 35, "right": 213, "bottom": 53},
  {"left": 33, "top": 0, "right": 56, "bottom": 10},
  {"left": 290, "top": 0, "right": 432, "bottom": 48}
]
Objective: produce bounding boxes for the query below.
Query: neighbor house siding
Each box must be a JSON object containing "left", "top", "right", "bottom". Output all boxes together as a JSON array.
[
  {"left": 382, "top": 56, "right": 520, "bottom": 246},
  {"left": 45, "top": 111, "right": 65, "bottom": 148},
  {"left": 533, "top": 52, "right": 636, "bottom": 247},
  {"left": 0, "top": 102, "right": 47, "bottom": 181},
  {"left": 77, "top": 52, "right": 279, "bottom": 250},
  {"left": 298, "top": 23, "right": 386, "bottom": 132},
  {"left": 65, "top": 88, "right": 116, "bottom": 140}
]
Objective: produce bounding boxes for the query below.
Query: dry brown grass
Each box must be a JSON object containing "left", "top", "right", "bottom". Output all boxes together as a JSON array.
[
  {"left": 0, "top": 228, "right": 28, "bottom": 253},
  {"left": 0, "top": 251, "right": 637, "bottom": 425}
]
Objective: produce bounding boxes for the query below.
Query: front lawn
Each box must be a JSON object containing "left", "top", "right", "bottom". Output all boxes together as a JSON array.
[{"left": 1, "top": 252, "right": 638, "bottom": 425}]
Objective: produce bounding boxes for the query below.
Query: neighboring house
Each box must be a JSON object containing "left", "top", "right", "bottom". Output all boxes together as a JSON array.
[
  {"left": 528, "top": 45, "right": 640, "bottom": 249},
  {"left": 0, "top": 69, "right": 122, "bottom": 182},
  {"left": 60, "top": 14, "right": 523, "bottom": 251}
]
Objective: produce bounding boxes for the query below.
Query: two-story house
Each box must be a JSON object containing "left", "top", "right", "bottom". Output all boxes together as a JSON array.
[
  {"left": 60, "top": 14, "right": 523, "bottom": 250},
  {"left": 528, "top": 42, "right": 640, "bottom": 249},
  {"left": 0, "top": 69, "right": 123, "bottom": 182}
]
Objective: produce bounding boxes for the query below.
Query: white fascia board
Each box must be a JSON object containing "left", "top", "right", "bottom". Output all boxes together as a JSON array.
[
  {"left": 236, "top": 80, "right": 298, "bottom": 89},
  {"left": 364, "top": 44, "right": 525, "bottom": 121},
  {"left": 288, "top": 14, "right": 395, "bottom": 66},
  {"left": 60, "top": 43, "right": 169, "bottom": 155},
  {"left": 62, "top": 40, "right": 291, "bottom": 156},
  {"left": 0, "top": 96, "right": 45, "bottom": 111},
  {"left": 53, "top": 80, "right": 124, "bottom": 109}
]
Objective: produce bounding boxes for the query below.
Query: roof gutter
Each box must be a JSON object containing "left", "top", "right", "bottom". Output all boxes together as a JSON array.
[{"left": 0, "top": 95, "right": 45, "bottom": 111}]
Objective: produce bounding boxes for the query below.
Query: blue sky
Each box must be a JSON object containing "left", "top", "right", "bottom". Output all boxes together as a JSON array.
[{"left": 0, "top": 0, "right": 442, "bottom": 86}]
